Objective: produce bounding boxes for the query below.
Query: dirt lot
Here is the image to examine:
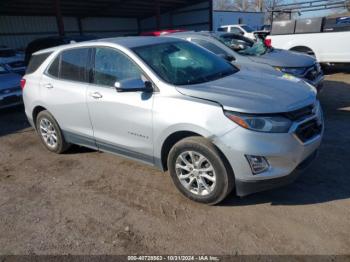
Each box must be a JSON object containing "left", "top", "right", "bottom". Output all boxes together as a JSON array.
[{"left": 0, "top": 73, "right": 350, "bottom": 255}]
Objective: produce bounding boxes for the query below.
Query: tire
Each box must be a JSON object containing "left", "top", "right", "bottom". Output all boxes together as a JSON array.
[
  {"left": 167, "top": 136, "right": 234, "bottom": 205},
  {"left": 35, "top": 110, "right": 71, "bottom": 154}
]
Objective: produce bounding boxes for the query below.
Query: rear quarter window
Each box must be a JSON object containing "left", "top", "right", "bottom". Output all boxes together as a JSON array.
[
  {"left": 26, "top": 52, "right": 52, "bottom": 74},
  {"left": 47, "top": 55, "right": 60, "bottom": 78}
]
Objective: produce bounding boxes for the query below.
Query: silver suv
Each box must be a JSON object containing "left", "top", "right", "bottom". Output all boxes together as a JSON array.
[{"left": 22, "top": 37, "right": 323, "bottom": 204}]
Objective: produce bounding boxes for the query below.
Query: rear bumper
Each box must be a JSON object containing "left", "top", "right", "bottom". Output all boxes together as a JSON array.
[{"left": 235, "top": 150, "right": 318, "bottom": 196}]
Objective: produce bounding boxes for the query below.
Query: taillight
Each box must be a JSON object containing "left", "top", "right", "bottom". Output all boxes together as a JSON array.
[
  {"left": 264, "top": 38, "right": 272, "bottom": 48},
  {"left": 20, "top": 78, "right": 26, "bottom": 89}
]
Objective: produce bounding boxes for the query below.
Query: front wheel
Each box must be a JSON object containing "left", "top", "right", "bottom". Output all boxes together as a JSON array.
[{"left": 168, "top": 137, "right": 234, "bottom": 205}]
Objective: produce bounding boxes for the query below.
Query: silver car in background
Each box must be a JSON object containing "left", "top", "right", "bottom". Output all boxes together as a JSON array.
[
  {"left": 22, "top": 37, "right": 323, "bottom": 204},
  {"left": 168, "top": 32, "right": 324, "bottom": 91}
]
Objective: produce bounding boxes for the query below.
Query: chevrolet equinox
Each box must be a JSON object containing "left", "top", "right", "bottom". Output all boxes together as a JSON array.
[{"left": 22, "top": 37, "right": 323, "bottom": 204}]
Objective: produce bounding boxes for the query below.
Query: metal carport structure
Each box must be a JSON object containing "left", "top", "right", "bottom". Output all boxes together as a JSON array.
[{"left": 0, "top": 0, "right": 213, "bottom": 49}]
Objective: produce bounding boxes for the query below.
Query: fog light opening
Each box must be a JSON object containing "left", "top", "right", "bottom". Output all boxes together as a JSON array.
[{"left": 245, "top": 155, "right": 269, "bottom": 175}]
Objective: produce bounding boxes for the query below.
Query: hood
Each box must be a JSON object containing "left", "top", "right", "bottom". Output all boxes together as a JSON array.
[
  {"left": 248, "top": 49, "right": 316, "bottom": 68},
  {"left": 236, "top": 61, "right": 283, "bottom": 77},
  {"left": 175, "top": 69, "right": 316, "bottom": 114},
  {"left": 0, "top": 73, "right": 22, "bottom": 90}
]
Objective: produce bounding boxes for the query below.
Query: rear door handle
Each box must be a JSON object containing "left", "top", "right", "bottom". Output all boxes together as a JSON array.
[
  {"left": 90, "top": 92, "right": 103, "bottom": 99},
  {"left": 44, "top": 83, "right": 53, "bottom": 89}
]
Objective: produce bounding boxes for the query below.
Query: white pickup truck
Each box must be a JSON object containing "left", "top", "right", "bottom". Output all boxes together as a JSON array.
[
  {"left": 266, "top": 17, "right": 350, "bottom": 64},
  {"left": 266, "top": 32, "right": 350, "bottom": 64}
]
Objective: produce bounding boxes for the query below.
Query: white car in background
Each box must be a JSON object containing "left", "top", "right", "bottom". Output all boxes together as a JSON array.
[{"left": 217, "top": 24, "right": 257, "bottom": 40}]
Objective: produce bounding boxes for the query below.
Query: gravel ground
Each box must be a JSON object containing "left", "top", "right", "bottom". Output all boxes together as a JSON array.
[{"left": 0, "top": 73, "right": 349, "bottom": 255}]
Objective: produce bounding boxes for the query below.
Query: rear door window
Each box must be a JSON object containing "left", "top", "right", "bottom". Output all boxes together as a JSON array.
[
  {"left": 60, "top": 48, "right": 90, "bottom": 83},
  {"left": 26, "top": 52, "right": 52, "bottom": 74}
]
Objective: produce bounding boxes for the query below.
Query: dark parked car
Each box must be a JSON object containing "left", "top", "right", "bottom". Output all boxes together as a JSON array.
[
  {"left": 24, "top": 35, "right": 97, "bottom": 65},
  {"left": 0, "top": 46, "right": 26, "bottom": 75},
  {"left": 0, "top": 64, "right": 22, "bottom": 109}
]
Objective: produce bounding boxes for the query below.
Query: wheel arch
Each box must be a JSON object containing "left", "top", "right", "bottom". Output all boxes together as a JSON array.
[
  {"left": 158, "top": 129, "right": 234, "bottom": 177},
  {"left": 159, "top": 131, "right": 201, "bottom": 171},
  {"left": 32, "top": 105, "right": 48, "bottom": 128},
  {"left": 289, "top": 46, "right": 315, "bottom": 56}
]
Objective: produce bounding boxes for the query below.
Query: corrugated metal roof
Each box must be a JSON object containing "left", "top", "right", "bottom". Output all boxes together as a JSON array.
[{"left": 0, "top": 0, "right": 208, "bottom": 18}]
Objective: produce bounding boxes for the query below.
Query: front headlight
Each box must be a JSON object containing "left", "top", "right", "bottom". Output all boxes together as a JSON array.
[
  {"left": 225, "top": 111, "right": 292, "bottom": 133},
  {"left": 275, "top": 66, "right": 306, "bottom": 76}
]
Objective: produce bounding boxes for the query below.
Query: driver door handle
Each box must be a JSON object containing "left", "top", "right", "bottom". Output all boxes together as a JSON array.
[
  {"left": 44, "top": 83, "right": 53, "bottom": 89},
  {"left": 90, "top": 92, "right": 103, "bottom": 99}
]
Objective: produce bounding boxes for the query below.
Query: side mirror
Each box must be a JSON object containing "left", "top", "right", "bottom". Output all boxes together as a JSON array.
[
  {"left": 115, "top": 78, "right": 153, "bottom": 93},
  {"left": 218, "top": 53, "right": 235, "bottom": 62}
]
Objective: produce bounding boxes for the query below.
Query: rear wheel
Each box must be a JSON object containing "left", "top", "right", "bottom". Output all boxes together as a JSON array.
[
  {"left": 168, "top": 137, "right": 234, "bottom": 205},
  {"left": 36, "top": 110, "right": 70, "bottom": 154}
]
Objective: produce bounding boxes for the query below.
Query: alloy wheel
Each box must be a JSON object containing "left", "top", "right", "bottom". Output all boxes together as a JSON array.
[
  {"left": 39, "top": 118, "right": 58, "bottom": 149},
  {"left": 175, "top": 151, "right": 216, "bottom": 196}
]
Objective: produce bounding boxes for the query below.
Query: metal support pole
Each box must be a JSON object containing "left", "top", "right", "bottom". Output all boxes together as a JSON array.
[
  {"left": 154, "top": 0, "right": 161, "bottom": 30},
  {"left": 77, "top": 17, "right": 83, "bottom": 35},
  {"left": 137, "top": 17, "right": 142, "bottom": 35},
  {"left": 169, "top": 11, "right": 173, "bottom": 29},
  {"left": 209, "top": 0, "right": 213, "bottom": 31},
  {"left": 54, "top": 0, "right": 65, "bottom": 36}
]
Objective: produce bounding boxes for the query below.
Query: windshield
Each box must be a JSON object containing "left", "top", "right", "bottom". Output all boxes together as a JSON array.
[
  {"left": 241, "top": 25, "right": 254, "bottom": 33},
  {"left": 132, "top": 41, "right": 238, "bottom": 85},
  {"left": 219, "top": 35, "right": 268, "bottom": 56}
]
